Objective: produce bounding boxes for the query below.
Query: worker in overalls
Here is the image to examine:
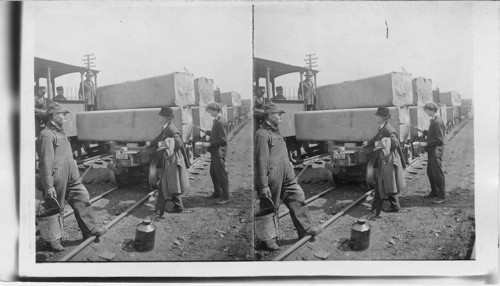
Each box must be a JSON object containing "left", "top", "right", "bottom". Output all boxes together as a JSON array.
[
  {"left": 254, "top": 102, "right": 322, "bottom": 251},
  {"left": 37, "top": 102, "right": 107, "bottom": 252},
  {"left": 146, "top": 107, "right": 189, "bottom": 215}
]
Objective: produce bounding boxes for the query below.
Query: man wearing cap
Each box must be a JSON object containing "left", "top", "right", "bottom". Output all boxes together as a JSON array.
[
  {"left": 417, "top": 102, "right": 447, "bottom": 204},
  {"left": 200, "top": 103, "right": 230, "bottom": 205},
  {"left": 298, "top": 70, "right": 315, "bottom": 111},
  {"left": 78, "top": 71, "right": 96, "bottom": 111},
  {"left": 253, "top": 86, "right": 267, "bottom": 132},
  {"left": 362, "top": 107, "right": 406, "bottom": 216},
  {"left": 36, "top": 102, "right": 107, "bottom": 252},
  {"left": 53, "top": 86, "right": 67, "bottom": 101},
  {"left": 272, "top": 86, "right": 286, "bottom": 101},
  {"left": 35, "top": 86, "right": 49, "bottom": 135},
  {"left": 146, "top": 107, "right": 189, "bottom": 215},
  {"left": 255, "top": 102, "right": 322, "bottom": 251}
]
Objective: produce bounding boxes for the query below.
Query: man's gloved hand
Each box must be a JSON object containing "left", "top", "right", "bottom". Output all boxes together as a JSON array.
[
  {"left": 44, "top": 187, "right": 57, "bottom": 199},
  {"left": 259, "top": 187, "right": 271, "bottom": 199}
]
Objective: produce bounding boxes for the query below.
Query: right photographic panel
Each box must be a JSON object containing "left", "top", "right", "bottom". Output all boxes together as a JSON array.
[{"left": 252, "top": 2, "right": 475, "bottom": 262}]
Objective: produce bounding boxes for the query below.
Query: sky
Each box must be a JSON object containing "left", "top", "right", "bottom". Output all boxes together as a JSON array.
[
  {"left": 33, "top": 2, "right": 252, "bottom": 99},
  {"left": 255, "top": 2, "right": 474, "bottom": 99}
]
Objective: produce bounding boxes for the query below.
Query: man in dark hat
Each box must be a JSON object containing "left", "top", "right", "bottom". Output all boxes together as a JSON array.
[
  {"left": 362, "top": 107, "right": 406, "bottom": 216},
  {"left": 78, "top": 71, "right": 96, "bottom": 111},
  {"left": 254, "top": 102, "right": 323, "bottom": 251},
  {"left": 298, "top": 70, "right": 315, "bottom": 111},
  {"left": 53, "top": 86, "right": 67, "bottom": 101},
  {"left": 36, "top": 102, "right": 107, "bottom": 252},
  {"left": 201, "top": 102, "right": 230, "bottom": 205},
  {"left": 417, "top": 102, "right": 447, "bottom": 204},
  {"left": 272, "top": 86, "right": 286, "bottom": 101},
  {"left": 146, "top": 107, "right": 189, "bottom": 215}
]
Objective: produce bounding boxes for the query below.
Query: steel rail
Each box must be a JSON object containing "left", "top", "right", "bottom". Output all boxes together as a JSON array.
[
  {"left": 278, "top": 187, "right": 335, "bottom": 219},
  {"left": 63, "top": 187, "right": 118, "bottom": 219},
  {"left": 273, "top": 189, "right": 374, "bottom": 261},
  {"left": 58, "top": 189, "right": 158, "bottom": 262}
]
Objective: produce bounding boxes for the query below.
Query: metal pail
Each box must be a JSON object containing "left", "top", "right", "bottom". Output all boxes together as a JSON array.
[
  {"left": 349, "top": 219, "right": 371, "bottom": 251},
  {"left": 36, "top": 212, "right": 63, "bottom": 243},
  {"left": 254, "top": 207, "right": 279, "bottom": 243},
  {"left": 134, "top": 218, "right": 156, "bottom": 252}
]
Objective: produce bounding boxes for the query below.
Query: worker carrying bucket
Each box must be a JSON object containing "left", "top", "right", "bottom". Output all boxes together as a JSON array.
[
  {"left": 36, "top": 102, "right": 107, "bottom": 252},
  {"left": 254, "top": 102, "right": 323, "bottom": 251},
  {"left": 254, "top": 198, "right": 279, "bottom": 250}
]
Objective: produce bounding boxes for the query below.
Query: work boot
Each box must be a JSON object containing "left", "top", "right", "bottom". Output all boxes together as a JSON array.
[
  {"left": 48, "top": 240, "right": 64, "bottom": 252},
  {"left": 172, "top": 206, "right": 184, "bottom": 213},
  {"left": 261, "top": 240, "right": 279, "bottom": 251},
  {"left": 210, "top": 193, "right": 221, "bottom": 199}
]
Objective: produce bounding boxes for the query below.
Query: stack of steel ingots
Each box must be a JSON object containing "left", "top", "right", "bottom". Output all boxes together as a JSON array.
[
  {"left": 192, "top": 77, "right": 215, "bottom": 140},
  {"left": 78, "top": 72, "right": 196, "bottom": 143},
  {"left": 431, "top": 90, "right": 462, "bottom": 125},
  {"left": 409, "top": 77, "right": 434, "bottom": 140},
  {"left": 296, "top": 72, "right": 413, "bottom": 143},
  {"left": 219, "top": 91, "right": 242, "bottom": 123}
]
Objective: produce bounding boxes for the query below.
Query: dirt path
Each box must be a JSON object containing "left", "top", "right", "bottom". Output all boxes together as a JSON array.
[
  {"left": 257, "top": 119, "right": 475, "bottom": 261},
  {"left": 37, "top": 119, "right": 254, "bottom": 262}
]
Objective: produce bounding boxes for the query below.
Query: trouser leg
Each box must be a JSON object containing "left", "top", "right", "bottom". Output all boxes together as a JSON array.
[
  {"left": 429, "top": 156, "right": 446, "bottom": 199},
  {"left": 282, "top": 182, "right": 312, "bottom": 237},
  {"left": 172, "top": 195, "right": 184, "bottom": 210},
  {"left": 66, "top": 182, "right": 97, "bottom": 236},
  {"left": 156, "top": 185, "right": 166, "bottom": 215},
  {"left": 209, "top": 157, "right": 221, "bottom": 197},
  {"left": 371, "top": 187, "right": 383, "bottom": 216},
  {"left": 388, "top": 195, "right": 400, "bottom": 211},
  {"left": 212, "top": 156, "right": 229, "bottom": 201},
  {"left": 427, "top": 157, "right": 438, "bottom": 196}
]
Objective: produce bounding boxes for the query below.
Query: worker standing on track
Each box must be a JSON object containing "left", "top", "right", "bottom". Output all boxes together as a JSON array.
[
  {"left": 36, "top": 102, "right": 107, "bottom": 252},
  {"left": 362, "top": 107, "right": 406, "bottom": 217},
  {"left": 255, "top": 102, "right": 322, "bottom": 251},
  {"left": 201, "top": 102, "right": 230, "bottom": 205},
  {"left": 417, "top": 102, "right": 447, "bottom": 204},
  {"left": 146, "top": 107, "right": 189, "bottom": 215},
  {"left": 298, "top": 70, "right": 315, "bottom": 111}
]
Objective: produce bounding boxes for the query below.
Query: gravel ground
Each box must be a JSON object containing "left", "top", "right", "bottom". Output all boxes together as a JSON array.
[
  {"left": 256, "top": 118, "right": 475, "bottom": 261},
  {"left": 36, "top": 119, "right": 254, "bottom": 262}
]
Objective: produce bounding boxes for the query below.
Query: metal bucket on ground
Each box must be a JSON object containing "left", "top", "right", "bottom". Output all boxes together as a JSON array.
[
  {"left": 134, "top": 217, "right": 156, "bottom": 252},
  {"left": 36, "top": 199, "right": 63, "bottom": 243},
  {"left": 349, "top": 219, "right": 371, "bottom": 251},
  {"left": 254, "top": 198, "right": 278, "bottom": 243}
]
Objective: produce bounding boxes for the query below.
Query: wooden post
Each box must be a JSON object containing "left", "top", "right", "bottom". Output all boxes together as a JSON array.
[
  {"left": 299, "top": 72, "right": 305, "bottom": 108},
  {"left": 46, "top": 67, "right": 52, "bottom": 101},
  {"left": 265, "top": 67, "right": 271, "bottom": 101},
  {"left": 80, "top": 72, "right": 85, "bottom": 102}
]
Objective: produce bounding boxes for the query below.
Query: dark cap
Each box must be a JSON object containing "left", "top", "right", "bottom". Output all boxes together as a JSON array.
[
  {"left": 263, "top": 102, "right": 285, "bottom": 116},
  {"left": 375, "top": 107, "right": 391, "bottom": 118},
  {"left": 85, "top": 70, "right": 94, "bottom": 76},
  {"left": 305, "top": 70, "right": 314, "bottom": 77},
  {"left": 423, "top": 101, "right": 439, "bottom": 111},
  {"left": 47, "top": 102, "right": 69, "bottom": 114},
  {"left": 206, "top": 102, "right": 222, "bottom": 113},
  {"left": 158, "top": 107, "right": 174, "bottom": 118},
  {"left": 56, "top": 86, "right": 64, "bottom": 91},
  {"left": 38, "top": 86, "right": 47, "bottom": 91},
  {"left": 276, "top": 86, "right": 283, "bottom": 91}
]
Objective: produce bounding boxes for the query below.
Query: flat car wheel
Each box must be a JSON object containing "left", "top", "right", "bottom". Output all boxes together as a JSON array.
[
  {"left": 148, "top": 159, "right": 159, "bottom": 189},
  {"left": 288, "top": 144, "right": 302, "bottom": 164}
]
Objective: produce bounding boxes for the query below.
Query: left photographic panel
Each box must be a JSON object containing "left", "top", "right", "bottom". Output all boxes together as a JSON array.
[{"left": 21, "top": 1, "right": 254, "bottom": 272}]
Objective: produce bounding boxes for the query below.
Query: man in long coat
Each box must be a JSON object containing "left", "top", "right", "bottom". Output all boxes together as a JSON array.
[
  {"left": 298, "top": 70, "right": 315, "bottom": 111},
  {"left": 146, "top": 107, "right": 189, "bottom": 215},
  {"left": 78, "top": 71, "right": 96, "bottom": 111},
  {"left": 363, "top": 107, "right": 406, "bottom": 216}
]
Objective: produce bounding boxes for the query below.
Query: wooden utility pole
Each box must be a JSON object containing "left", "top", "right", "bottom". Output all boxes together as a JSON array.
[
  {"left": 82, "top": 53, "right": 96, "bottom": 70},
  {"left": 304, "top": 53, "right": 318, "bottom": 70}
]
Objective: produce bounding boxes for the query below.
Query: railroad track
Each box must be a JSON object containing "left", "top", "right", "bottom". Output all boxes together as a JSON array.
[
  {"left": 50, "top": 118, "right": 251, "bottom": 262},
  {"left": 267, "top": 148, "right": 428, "bottom": 261}
]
